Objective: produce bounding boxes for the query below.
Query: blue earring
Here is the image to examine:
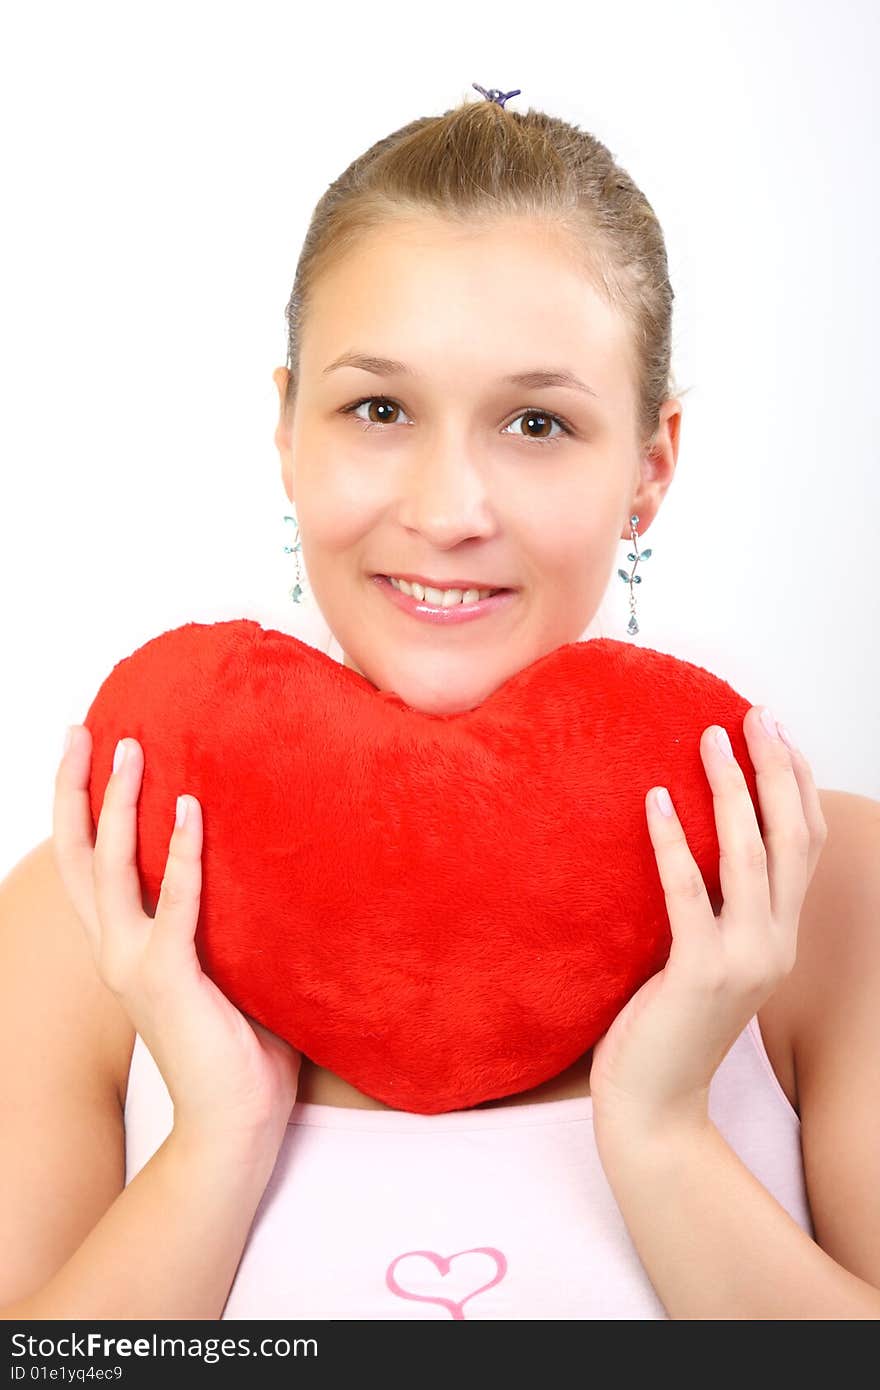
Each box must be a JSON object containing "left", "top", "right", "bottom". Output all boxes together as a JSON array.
[
  {"left": 283, "top": 512, "right": 307, "bottom": 604},
  {"left": 617, "top": 513, "right": 652, "bottom": 636}
]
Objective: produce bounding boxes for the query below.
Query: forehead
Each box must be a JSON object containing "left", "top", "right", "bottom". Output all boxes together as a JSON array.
[{"left": 302, "top": 217, "right": 633, "bottom": 401}]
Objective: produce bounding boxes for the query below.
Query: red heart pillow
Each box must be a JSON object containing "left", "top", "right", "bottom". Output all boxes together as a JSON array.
[{"left": 81, "top": 619, "right": 761, "bottom": 1114}]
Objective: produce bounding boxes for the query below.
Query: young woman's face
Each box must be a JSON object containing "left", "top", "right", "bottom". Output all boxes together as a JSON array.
[{"left": 274, "top": 216, "right": 679, "bottom": 713}]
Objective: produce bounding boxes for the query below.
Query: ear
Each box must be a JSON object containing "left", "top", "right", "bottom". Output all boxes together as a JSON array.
[
  {"left": 272, "top": 366, "right": 295, "bottom": 503},
  {"left": 625, "top": 397, "right": 683, "bottom": 535}
]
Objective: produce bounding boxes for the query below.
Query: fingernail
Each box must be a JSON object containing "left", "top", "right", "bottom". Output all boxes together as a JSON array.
[
  {"left": 112, "top": 739, "right": 128, "bottom": 774},
  {"left": 654, "top": 786, "right": 674, "bottom": 817},
  {"left": 715, "top": 726, "right": 735, "bottom": 760},
  {"left": 778, "top": 722, "right": 798, "bottom": 752},
  {"left": 62, "top": 725, "right": 75, "bottom": 758},
  {"left": 760, "top": 706, "right": 779, "bottom": 739},
  {"left": 176, "top": 795, "right": 189, "bottom": 829}
]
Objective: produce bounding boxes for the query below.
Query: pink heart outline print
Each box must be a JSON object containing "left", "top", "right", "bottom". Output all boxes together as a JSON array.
[{"left": 385, "top": 1247, "right": 508, "bottom": 1320}]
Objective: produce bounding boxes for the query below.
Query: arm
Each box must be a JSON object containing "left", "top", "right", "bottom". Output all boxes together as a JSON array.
[
  {"left": 594, "top": 788, "right": 880, "bottom": 1320},
  {"left": 2, "top": 1123, "right": 284, "bottom": 1322},
  {"left": 0, "top": 834, "right": 289, "bottom": 1323},
  {"left": 595, "top": 1114, "right": 880, "bottom": 1320}
]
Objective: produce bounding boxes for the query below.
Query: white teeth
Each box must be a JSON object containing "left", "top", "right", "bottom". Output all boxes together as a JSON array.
[{"left": 387, "top": 576, "right": 497, "bottom": 604}]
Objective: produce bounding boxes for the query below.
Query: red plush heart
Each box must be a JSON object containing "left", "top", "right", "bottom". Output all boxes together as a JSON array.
[{"left": 82, "top": 619, "right": 761, "bottom": 1114}]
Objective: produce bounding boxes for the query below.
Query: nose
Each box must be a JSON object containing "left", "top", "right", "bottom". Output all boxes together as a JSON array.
[{"left": 395, "top": 444, "right": 497, "bottom": 547}]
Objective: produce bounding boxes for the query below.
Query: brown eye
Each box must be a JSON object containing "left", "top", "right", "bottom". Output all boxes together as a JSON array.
[
  {"left": 503, "top": 409, "right": 568, "bottom": 444},
  {"left": 364, "top": 399, "right": 402, "bottom": 425},
  {"left": 344, "top": 396, "right": 410, "bottom": 429}
]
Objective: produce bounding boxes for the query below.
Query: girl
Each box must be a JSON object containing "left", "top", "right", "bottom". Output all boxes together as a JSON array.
[{"left": 2, "top": 88, "right": 878, "bottom": 1321}]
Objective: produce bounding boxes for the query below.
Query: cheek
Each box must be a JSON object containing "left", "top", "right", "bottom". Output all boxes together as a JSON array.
[
  {"left": 532, "top": 518, "right": 612, "bottom": 583},
  {"left": 298, "top": 475, "right": 382, "bottom": 554}
]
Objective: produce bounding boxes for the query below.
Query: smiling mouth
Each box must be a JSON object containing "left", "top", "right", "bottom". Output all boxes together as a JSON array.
[{"left": 370, "top": 574, "right": 519, "bottom": 622}]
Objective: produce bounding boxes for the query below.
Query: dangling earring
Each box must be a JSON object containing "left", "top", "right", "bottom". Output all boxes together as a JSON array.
[
  {"left": 617, "top": 513, "right": 652, "bottom": 637},
  {"left": 283, "top": 512, "right": 307, "bottom": 604}
]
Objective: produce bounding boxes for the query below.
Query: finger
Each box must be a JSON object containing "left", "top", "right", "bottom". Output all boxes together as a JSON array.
[
  {"left": 771, "top": 721, "right": 829, "bottom": 880},
  {"left": 52, "top": 724, "right": 102, "bottom": 948},
  {"left": 700, "top": 719, "right": 773, "bottom": 934},
  {"left": 645, "top": 785, "right": 716, "bottom": 954},
  {"left": 92, "top": 736, "right": 149, "bottom": 935},
  {"left": 152, "top": 793, "right": 204, "bottom": 956},
  {"left": 738, "top": 706, "right": 812, "bottom": 926}
]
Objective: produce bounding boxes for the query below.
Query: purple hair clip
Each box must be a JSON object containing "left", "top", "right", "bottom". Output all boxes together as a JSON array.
[{"left": 471, "top": 83, "right": 521, "bottom": 108}]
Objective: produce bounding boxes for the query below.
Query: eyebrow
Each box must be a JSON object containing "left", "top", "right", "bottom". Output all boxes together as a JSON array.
[{"left": 321, "top": 351, "right": 600, "bottom": 399}]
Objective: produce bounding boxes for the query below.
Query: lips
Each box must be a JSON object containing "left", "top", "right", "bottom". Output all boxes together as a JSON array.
[{"left": 373, "top": 574, "right": 518, "bottom": 624}]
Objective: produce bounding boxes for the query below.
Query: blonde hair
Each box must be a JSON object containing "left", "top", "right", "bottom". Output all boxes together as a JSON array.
[{"left": 283, "top": 88, "right": 687, "bottom": 453}]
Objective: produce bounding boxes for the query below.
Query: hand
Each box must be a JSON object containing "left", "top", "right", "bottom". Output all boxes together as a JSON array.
[
  {"left": 588, "top": 705, "right": 828, "bottom": 1136},
  {"left": 53, "top": 725, "right": 302, "bottom": 1149}
]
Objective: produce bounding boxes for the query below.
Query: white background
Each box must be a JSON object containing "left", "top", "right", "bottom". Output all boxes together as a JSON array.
[{"left": 1, "top": 0, "right": 878, "bottom": 880}]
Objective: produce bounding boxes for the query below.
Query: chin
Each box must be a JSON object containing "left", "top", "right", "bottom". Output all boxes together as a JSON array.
[
  {"left": 373, "top": 660, "right": 514, "bottom": 716},
  {"left": 397, "top": 687, "right": 486, "bottom": 716}
]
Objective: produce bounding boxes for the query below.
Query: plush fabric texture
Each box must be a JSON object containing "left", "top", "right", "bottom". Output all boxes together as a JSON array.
[{"left": 82, "top": 619, "right": 761, "bottom": 1114}]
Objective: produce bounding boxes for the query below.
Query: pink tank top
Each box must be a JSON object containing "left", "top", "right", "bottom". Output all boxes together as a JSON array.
[{"left": 123, "top": 1013, "right": 814, "bottom": 1319}]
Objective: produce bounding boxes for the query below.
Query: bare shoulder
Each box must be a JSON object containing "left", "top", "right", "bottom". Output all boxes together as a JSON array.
[
  {"left": 0, "top": 835, "right": 136, "bottom": 1109},
  {"left": 762, "top": 786, "right": 880, "bottom": 1284}
]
